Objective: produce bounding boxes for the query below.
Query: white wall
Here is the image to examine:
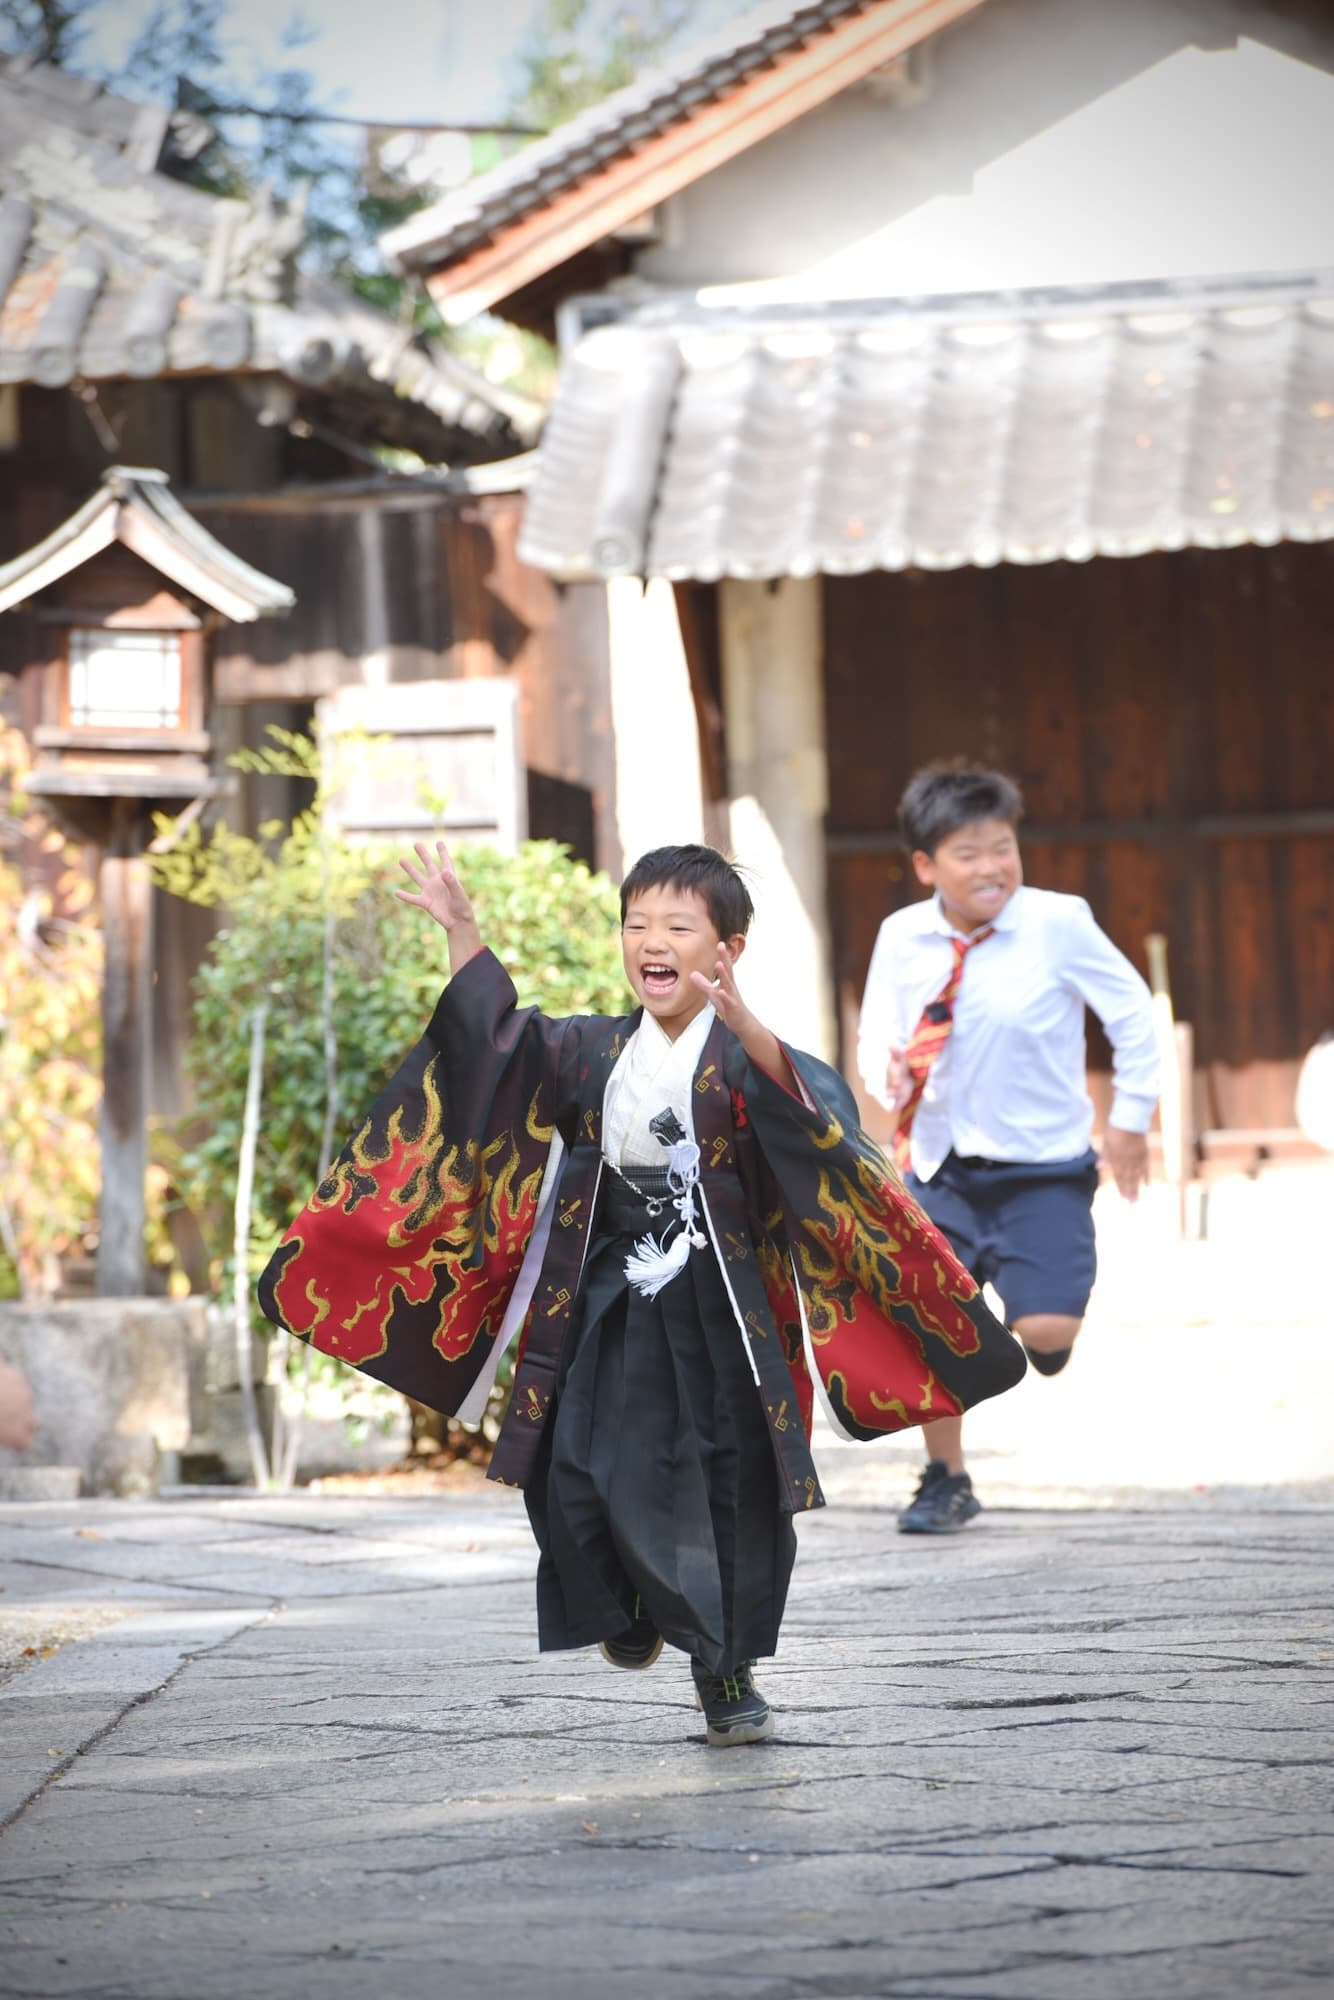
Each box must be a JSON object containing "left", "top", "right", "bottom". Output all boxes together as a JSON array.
[
  {"left": 719, "top": 577, "right": 835, "bottom": 1063},
  {"left": 605, "top": 577, "right": 706, "bottom": 869},
  {"left": 633, "top": 0, "right": 1334, "bottom": 299}
]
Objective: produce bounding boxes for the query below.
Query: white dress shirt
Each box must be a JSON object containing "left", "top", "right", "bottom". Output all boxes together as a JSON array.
[
  {"left": 857, "top": 885, "right": 1160, "bottom": 1182},
  {"left": 602, "top": 1001, "right": 715, "bottom": 1168}
]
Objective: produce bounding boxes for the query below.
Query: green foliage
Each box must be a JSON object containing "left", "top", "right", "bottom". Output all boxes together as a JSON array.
[
  {"left": 512, "top": 0, "right": 700, "bottom": 130},
  {"left": 151, "top": 728, "right": 627, "bottom": 1300},
  {"left": 0, "top": 729, "right": 102, "bottom": 1297},
  {"left": 0, "top": 0, "right": 84, "bottom": 64}
]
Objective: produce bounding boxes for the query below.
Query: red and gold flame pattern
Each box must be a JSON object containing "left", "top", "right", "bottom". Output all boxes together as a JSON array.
[
  {"left": 266, "top": 1059, "right": 550, "bottom": 1388},
  {"left": 781, "top": 1110, "right": 997, "bottom": 1438}
]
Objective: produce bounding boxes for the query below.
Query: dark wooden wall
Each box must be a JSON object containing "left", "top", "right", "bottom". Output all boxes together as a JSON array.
[
  {"left": 199, "top": 491, "right": 617, "bottom": 874},
  {"left": 824, "top": 543, "right": 1334, "bottom": 1135}
]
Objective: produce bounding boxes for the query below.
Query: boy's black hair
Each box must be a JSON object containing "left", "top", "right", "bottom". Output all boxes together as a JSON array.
[
  {"left": 620, "top": 844, "right": 754, "bottom": 939},
  {"left": 898, "top": 763, "right": 1024, "bottom": 856}
]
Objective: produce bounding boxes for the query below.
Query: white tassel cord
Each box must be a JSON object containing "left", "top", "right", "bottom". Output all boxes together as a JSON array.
[{"left": 623, "top": 1139, "right": 706, "bottom": 1300}]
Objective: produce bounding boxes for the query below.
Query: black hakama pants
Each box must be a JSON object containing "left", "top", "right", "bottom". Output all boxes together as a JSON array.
[{"left": 524, "top": 1168, "right": 796, "bottom": 1675}]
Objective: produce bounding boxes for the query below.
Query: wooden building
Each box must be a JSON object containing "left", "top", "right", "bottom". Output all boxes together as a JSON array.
[
  {"left": 385, "top": 0, "right": 1334, "bottom": 1162},
  {"left": 0, "top": 56, "right": 626, "bottom": 1157}
]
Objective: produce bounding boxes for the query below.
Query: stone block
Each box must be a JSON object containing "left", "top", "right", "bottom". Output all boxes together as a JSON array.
[
  {"left": 202, "top": 1300, "right": 267, "bottom": 1393},
  {"left": 0, "top": 1298, "right": 201, "bottom": 1496},
  {"left": 0, "top": 1463, "right": 81, "bottom": 1501},
  {"left": 185, "top": 1384, "right": 277, "bottom": 1484}
]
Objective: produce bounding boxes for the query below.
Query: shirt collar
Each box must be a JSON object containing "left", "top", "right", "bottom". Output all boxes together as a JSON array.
[
  {"left": 929, "top": 886, "right": 1023, "bottom": 938},
  {"left": 634, "top": 997, "right": 715, "bottom": 1064}
]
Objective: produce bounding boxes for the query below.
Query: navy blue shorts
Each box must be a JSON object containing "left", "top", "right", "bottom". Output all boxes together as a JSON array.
[{"left": 905, "top": 1150, "right": 1099, "bottom": 1324}]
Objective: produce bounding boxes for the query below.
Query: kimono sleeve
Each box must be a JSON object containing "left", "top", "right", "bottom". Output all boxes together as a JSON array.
[
  {"left": 257, "top": 947, "right": 576, "bottom": 1417},
  {"left": 739, "top": 1048, "right": 1026, "bottom": 1440}
]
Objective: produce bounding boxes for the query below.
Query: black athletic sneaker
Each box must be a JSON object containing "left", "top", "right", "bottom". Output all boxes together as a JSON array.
[
  {"left": 691, "top": 1660, "right": 774, "bottom": 1747},
  {"left": 599, "top": 1603, "right": 664, "bottom": 1670},
  {"left": 897, "top": 1459, "right": 981, "bottom": 1535}
]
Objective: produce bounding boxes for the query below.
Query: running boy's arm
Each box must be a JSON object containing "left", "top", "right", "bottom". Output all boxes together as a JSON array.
[
  {"left": 856, "top": 919, "right": 912, "bottom": 1113},
  {"left": 396, "top": 840, "right": 483, "bottom": 977},
  {"left": 1061, "top": 899, "right": 1160, "bottom": 1200}
]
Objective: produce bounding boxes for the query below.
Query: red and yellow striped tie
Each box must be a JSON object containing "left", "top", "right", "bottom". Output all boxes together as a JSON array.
[{"left": 893, "top": 926, "right": 995, "bottom": 1170}]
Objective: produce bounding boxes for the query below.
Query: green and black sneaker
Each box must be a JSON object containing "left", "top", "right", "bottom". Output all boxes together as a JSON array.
[
  {"left": 691, "top": 1659, "right": 774, "bottom": 1747},
  {"left": 599, "top": 1600, "right": 663, "bottom": 1670}
]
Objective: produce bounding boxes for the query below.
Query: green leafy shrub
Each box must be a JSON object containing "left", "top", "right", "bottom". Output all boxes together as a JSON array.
[
  {"left": 153, "top": 727, "right": 628, "bottom": 1315},
  {"left": 0, "top": 728, "right": 102, "bottom": 1298}
]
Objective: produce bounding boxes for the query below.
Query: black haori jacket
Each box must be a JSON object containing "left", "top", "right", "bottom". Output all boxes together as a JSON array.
[{"left": 258, "top": 950, "right": 1025, "bottom": 1511}]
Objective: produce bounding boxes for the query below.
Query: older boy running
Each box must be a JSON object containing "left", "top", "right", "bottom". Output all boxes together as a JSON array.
[{"left": 858, "top": 766, "right": 1160, "bottom": 1534}]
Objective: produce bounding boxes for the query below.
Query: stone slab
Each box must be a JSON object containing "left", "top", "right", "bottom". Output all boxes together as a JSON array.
[
  {"left": 0, "top": 1299, "right": 201, "bottom": 1495},
  {"left": 0, "top": 1492, "right": 1330, "bottom": 1999}
]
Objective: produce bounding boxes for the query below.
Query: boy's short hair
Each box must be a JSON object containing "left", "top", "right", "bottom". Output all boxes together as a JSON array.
[
  {"left": 620, "top": 844, "right": 754, "bottom": 939},
  {"left": 898, "top": 763, "right": 1024, "bottom": 856}
]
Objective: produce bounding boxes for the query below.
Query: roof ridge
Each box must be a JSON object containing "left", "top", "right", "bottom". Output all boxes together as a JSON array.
[{"left": 382, "top": 0, "right": 871, "bottom": 273}]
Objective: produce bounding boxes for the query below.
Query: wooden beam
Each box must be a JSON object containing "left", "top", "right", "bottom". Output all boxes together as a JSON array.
[{"left": 424, "top": 0, "right": 988, "bottom": 325}]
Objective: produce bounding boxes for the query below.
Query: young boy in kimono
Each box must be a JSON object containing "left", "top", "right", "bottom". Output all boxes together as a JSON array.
[{"left": 260, "top": 841, "right": 1024, "bottom": 1747}]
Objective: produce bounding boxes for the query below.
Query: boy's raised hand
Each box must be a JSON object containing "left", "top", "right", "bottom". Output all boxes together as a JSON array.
[
  {"left": 396, "top": 841, "right": 483, "bottom": 971},
  {"left": 396, "top": 840, "right": 473, "bottom": 928},
  {"left": 690, "top": 943, "right": 750, "bottom": 1035},
  {"left": 691, "top": 945, "right": 798, "bottom": 1092}
]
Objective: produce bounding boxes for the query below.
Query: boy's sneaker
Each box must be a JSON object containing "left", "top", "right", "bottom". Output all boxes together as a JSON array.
[
  {"left": 691, "top": 1660, "right": 774, "bottom": 1747},
  {"left": 599, "top": 1604, "right": 663, "bottom": 1670},
  {"left": 897, "top": 1459, "right": 981, "bottom": 1535}
]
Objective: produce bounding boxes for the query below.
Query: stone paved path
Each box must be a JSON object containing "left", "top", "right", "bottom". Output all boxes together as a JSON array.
[{"left": 0, "top": 1489, "right": 1331, "bottom": 2000}]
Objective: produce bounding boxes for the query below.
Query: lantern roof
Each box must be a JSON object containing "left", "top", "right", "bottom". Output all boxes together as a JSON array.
[{"left": 0, "top": 465, "right": 295, "bottom": 622}]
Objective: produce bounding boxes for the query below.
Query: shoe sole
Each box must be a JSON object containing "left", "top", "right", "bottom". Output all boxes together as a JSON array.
[
  {"left": 897, "top": 1503, "right": 982, "bottom": 1535},
  {"left": 694, "top": 1689, "right": 774, "bottom": 1746},
  {"left": 599, "top": 1634, "right": 664, "bottom": 1669},
  {"left": 705, "top": 1712, "right": 774, "bottom": 1747}
]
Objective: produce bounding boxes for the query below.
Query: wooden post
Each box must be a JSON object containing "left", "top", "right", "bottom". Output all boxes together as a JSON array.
[
  {"left": 97, "top": 806, "right": 152, "bottom": 1296},
  {"left": 1145, "top": 933, "right": 1195, "bottom": 1238}
]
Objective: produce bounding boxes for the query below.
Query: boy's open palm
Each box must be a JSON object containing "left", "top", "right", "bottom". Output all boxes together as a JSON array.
[
  {"left": 396, "top": 841, "right": 475, "bottom": 933},
  {"left": 691, "top": 944, "right": 750, "bottom": 1035}
]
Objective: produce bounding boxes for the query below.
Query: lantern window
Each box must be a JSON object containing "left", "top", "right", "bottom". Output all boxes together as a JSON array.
[{"left": 68, "top": 628, "right": 183, "bottom": 730}]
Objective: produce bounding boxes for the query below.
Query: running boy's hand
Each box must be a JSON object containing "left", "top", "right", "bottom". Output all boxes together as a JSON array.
[
  {"left": 1102, "top": 1126, "right": 1149, "bottom": 1202},
  {"left": 396, "top": 840, "right": 483, "bottom": 974},
  {"left": 884, "top": 1043, "right": 913, "bottom": 1112}
]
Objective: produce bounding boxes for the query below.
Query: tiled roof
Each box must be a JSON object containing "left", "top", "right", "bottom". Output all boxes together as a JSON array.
[
  {"left": 0, "top": 56, "right": 536, "bottom": 455},
  {"left": 0, "top": 465, "right": 295, "bottom": 621},
  {"left": 382, "top": 0, "right": 876, "bottom": 275},
  {"left": 517, "top": 274, "right": 1334, "bottom": 579}
]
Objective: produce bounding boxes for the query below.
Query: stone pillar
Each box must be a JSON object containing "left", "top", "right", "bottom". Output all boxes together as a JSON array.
[
  {"left": 606, "top": 576, "right": 705, "bottom": 875},
  {"left": 719, "top": 576, "right": 835, "bottom": 1062}
]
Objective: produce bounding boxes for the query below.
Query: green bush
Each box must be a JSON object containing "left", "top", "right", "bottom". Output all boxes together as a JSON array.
[{"left": 153, "top": 731, "right": 628, "bottom": 1299}]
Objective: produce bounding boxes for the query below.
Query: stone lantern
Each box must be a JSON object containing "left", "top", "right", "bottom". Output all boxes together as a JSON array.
[{"left": 0, "top": 466, "right": 293, "bottom": 1296}]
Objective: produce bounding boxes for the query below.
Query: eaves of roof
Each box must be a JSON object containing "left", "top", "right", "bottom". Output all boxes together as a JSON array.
[
  {"left": 517, "top": 272, "right": 1334, "bottom": 580},
  {"left": 382, "top": 0, "right": 987, "bottom": 324},
  {"left": 0, "top": 465, "right": 295, "bottom": 621}
]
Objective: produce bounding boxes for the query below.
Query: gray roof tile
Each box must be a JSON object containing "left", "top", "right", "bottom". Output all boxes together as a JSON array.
[
  {"left": 0, "top": 57, "right": 537, "bottom": 454},
  {"left": 518, "top": 277, "right": 1334, "bottom": 578}
]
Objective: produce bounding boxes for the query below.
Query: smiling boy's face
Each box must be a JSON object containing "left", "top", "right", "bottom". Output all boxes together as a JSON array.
[
  {"left": 913, "top": 816, "right": 1023, "bottom": 933},
  {"left": 621, "top": 885, "right": 745, "bottom": 1038}
]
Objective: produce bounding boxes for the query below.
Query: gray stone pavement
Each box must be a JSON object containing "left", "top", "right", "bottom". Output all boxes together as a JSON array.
[{"left": 1, "top": 1482, "right": 1332, "bottom": 2000}]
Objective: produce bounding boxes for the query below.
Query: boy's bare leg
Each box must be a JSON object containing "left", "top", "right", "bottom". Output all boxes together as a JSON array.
[
  {"left": 920, "top": 1415, "right": 965, "bottom": 1475},
  {"left": 920, "top": 1314, "right": 1083, "bottom": 1477}
]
